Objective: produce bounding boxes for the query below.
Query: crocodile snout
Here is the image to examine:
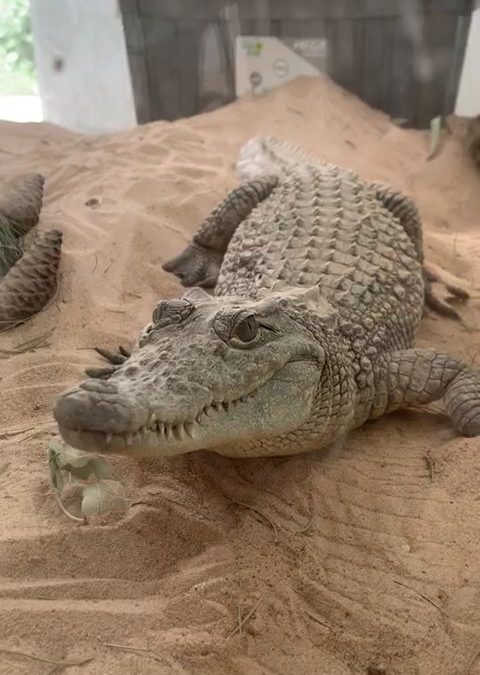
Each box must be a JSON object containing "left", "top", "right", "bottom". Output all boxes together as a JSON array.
[{"left": 54, "top": 378, "right": 146, "bottom": 434}]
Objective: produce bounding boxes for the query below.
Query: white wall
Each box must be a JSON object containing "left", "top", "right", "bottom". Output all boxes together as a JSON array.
[
  {"left": 455, "top": 1, "right": 480, "bottom": 117},
  {"left": 30, "top": 0, "right": 137, "bottom": 133}
]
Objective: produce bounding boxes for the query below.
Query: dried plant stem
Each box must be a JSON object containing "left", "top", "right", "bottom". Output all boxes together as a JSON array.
[
  {"left": 232, "top": 500, "right": 279, "bottom": 542},
  {"left": 104, "top": 643, "right": 164, "bottom": 662},
  {"left": 48, "top": 470, "right": 86, "bottom": 524},
  {"left": 226, "top": 597, "right": 262, "bottom": 639},
  {"left": 0, "top": 647, "right": 93, "bottom": 668}
]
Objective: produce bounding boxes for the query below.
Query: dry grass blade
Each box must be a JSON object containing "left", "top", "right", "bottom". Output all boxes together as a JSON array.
[
  {"left": 393, "top": 579, "right": 446, "bottom": 614},
  {"left": 466, "top": 644, "right": 480, "bottom": 674},
  {"left": 226, "top": 597, "right": 262, "bottom": 639},
  {"left": 0, "top": 646, "right": 93, "bottom": 668},
  {"left": 0, "top": 328, "right": 54, "bottom": 356},
  {"left": 305, "top": 609, "right": 331, "bottom": 629},
  {"left": 232, "top": 500, "right": 279, "bottom": 542},
  {"left": 104, "top": 643, "right": 164, "bottom": 662},
  {"left": 14, "top": 327, "right": 55, "bottom": 350}
]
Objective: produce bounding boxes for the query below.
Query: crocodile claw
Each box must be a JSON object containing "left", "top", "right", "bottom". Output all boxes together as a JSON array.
[{"left": 94, "top": 346, "right": 131, "bottom": 365}]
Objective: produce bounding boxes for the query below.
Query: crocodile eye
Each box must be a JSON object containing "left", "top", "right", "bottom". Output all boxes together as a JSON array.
[{"left": 231, "top": 314, "right": 258, "bottom": 342}]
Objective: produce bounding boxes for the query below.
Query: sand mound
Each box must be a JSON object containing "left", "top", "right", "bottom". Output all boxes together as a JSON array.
[{"left": 1, "top": 75, "right": 480, "bottom": 675}]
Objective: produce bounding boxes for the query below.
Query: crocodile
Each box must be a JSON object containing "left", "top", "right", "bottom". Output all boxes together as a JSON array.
[{"left": 53, "top": 136, "right": 480, "bottom": 458}]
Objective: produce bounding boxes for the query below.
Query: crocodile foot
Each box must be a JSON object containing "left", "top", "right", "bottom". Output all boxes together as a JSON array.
[
  {"left": 162, "top": 241, "right": 222, "bottom": 288},
  {"left": 423, "top": 262, "right": 469, "bottom": 321},
  {"left": 84, "top": 345, "right": 131, "bottom": 379}
]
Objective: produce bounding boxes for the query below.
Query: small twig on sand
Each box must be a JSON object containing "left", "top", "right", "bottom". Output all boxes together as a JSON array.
[
  {"left": 232, "top": 500, "right": 279, "bottom": 542},
  {"left": 393, "top": 579, "right": 446, "bottom": 614},
  {"left": 131, "top": 494, "right": 191, "bottom": 511},
  {"left": 424, "top": 451, "right": 436, "bottom": 482},
  {"left": 295, "top": 517, "right": 314, "bottom": 535},
  {"left": 104, "top": 643, "right": 164, "bottom": 662},
  {"left": 0, "top": 425, "right": 36, "bottom": 440},
  {"left": 305, "top": 609, "right": 331, "bottom": 629},
  {"left": 0, "top": 647, "right": 93, "bottom": 668},
  {"left": 226, "top": 597, "right": 262, "bottom": 639},
  {"left": 103, "top": 259, "right": 114, "bottom": 275}
]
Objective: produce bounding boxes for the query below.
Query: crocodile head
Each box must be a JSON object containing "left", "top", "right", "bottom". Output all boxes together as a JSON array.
[{"left": 54, "top": 286, "right": 352, "bottom": 458}]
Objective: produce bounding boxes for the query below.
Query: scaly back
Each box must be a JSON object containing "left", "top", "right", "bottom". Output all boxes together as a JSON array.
[{"left": 216, "top": 137, "right": 425, "bottom": 355}]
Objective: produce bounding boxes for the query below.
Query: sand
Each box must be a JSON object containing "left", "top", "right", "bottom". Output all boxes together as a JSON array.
[{"left": 1, "top": 75, "right": 480, "bottom": 675}]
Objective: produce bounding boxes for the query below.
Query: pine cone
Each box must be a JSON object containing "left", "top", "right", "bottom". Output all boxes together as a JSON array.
[
  {"left": 0, "top": 173, "right": 46, "bottom": 277},
  {"left": 0, "top": 223, "right": 22, "bottom": 278},
  {"left": 0, "top": 173, "right": 45, "bottom": 237},
  {"left": 0, "top": 229, "right": 62, "bottom": 328}
]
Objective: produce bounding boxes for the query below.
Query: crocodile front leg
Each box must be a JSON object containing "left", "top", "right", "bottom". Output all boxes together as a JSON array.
[
  {"left": 162, "top": 175, "right": 278, "bottom": 288},
  {"left": 86, "top": 176, "right": 280, "bottom": 376},
  {"left": 371, "top": 349, "right": 480, "bottom": 436}
]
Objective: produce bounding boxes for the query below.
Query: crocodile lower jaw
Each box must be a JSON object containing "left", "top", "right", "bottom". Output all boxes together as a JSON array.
[
  {"left": 57, "top": 425, "right": 204, "bottom": 457},
  {"left": 57, "top": 389, "right": 259, "bottom": 457}
]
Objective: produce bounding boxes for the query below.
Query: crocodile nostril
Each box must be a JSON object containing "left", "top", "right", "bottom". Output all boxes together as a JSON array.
[{"left": 54, "top": 385, "right": 135, "bottom": 434}]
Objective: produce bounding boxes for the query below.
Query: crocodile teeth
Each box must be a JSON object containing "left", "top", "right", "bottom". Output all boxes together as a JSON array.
[{"left": 115, "top": 390, "right": 259, "bottom": 446}]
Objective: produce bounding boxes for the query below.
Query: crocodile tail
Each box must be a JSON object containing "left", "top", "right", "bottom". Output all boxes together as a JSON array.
[
  {"left": 236, "top": 135, "right": 319, "bottom": 180},
  {"left": 236, "top": 136, "right": 277, "bottom": 180}
]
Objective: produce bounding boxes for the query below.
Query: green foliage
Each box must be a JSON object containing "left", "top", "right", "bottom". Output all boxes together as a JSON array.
[
  {"left": 0, "top": 0, "right": 36, "bottom": 95},
  {"left": 0, "top": 215, "right": 24, "bottom": 277},
  {"left": 48, "top": 442, "right": 127, "bottom": 522},
  {"left": 427, "top": 115, "right": 449, "bottom": 161}
]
